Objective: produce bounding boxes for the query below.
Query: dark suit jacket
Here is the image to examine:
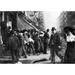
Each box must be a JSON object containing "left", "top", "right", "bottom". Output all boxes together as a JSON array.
[{"left": 49, "top": 33, "right": 61, "bottom": 50}]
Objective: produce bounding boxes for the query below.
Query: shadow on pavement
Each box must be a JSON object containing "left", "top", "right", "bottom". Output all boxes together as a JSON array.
[
  {"left": 0, "top": 60, "right": 13, "bottom": 64},
  {"left": 32, "top": 58, "right": 48, "bottom": 64}
]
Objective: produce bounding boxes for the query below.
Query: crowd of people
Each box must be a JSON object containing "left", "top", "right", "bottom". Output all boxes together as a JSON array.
[
  {"left": 0, "top": 27, "right": 50, "bottom": 63},
  {"left": 19, "top": 28, "right": 50, "bottom": 56},
  {"left": 0, "top": 26, "right": 75, "bottom": 64}
]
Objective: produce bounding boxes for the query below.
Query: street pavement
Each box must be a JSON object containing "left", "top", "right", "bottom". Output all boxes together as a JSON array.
[
  {"left": 0, "top": 51, "right": 50, "bottom": 64},
  {"left": 0, "top": 50, "right": 61, "bottom": 64},
  {"left": 19, "top": 50, "right": 61, "bottom": 64},
  {"left": 19, "top": 51, "right": 50, "bottom": 64}
]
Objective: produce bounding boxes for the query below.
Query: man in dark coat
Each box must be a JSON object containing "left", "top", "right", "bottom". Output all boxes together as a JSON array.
[
  {"left": 49, "top": 27, "right": 61, "bottom": 63},
  {"left": 8, "top": 30, "right": 20, "bottom": 63},
  {"left": 34, "top": 33, "right": 41, "bottom": 54},
  {"left": 39, "top": 34, "right": 44, "bottom": 53},
  {"left": 43, "top": 29, "right": 49, "bottom": 54}
]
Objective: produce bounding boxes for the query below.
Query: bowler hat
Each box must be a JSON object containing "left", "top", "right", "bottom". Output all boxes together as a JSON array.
[{"left": 51, "top": 27, "right": 56, "bottom": 31}]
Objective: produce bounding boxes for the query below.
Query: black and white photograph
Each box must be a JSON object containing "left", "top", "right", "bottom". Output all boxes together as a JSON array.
[
  {"left": 0, "top": 11, "right": 75, "bottom": 64},
  {"left": 0, "top": 0, "right": 75, "bottom": 75}
]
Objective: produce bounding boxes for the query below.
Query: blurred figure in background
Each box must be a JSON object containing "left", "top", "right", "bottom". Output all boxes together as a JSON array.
[
  {"left": 43, "top": 29, "right": 49, "bottom": 54},
  {"left": 34, "top": 33, "right": 41, "bottom": 54},
  {"left": 18, "top": 32, "right": 27, "bottom": 58},
  {"left": 39, "top": 32, "right": 44, "bottom": 53},
  {"left": 27, "top": 34, "right": 35, "bottom": 55},
  {"left": 23, "top": 31, "right": 29, "bottom": 54}
]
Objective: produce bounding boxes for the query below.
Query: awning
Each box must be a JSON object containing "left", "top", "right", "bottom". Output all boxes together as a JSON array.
[{"left": 17, "top": 15, "right": 40, "bottom": 32}]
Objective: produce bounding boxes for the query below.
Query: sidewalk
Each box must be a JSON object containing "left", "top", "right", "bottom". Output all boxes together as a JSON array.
[
  {"left": 0, "top": 50, "right": 61, "bottom": 64},
  {"left": 0, "top": 51, "right": 50, "bottom": 64},
  {"left": 19, "top": 50, "right": 61, "bottom": 64},
  {"left": 19, "top": 51, "right": 50, "bottom": 64}
]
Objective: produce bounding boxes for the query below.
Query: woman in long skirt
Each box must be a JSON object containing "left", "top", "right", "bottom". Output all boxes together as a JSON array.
[{"left": 64, "top": 28, "right": 75, "bottom": 63}]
